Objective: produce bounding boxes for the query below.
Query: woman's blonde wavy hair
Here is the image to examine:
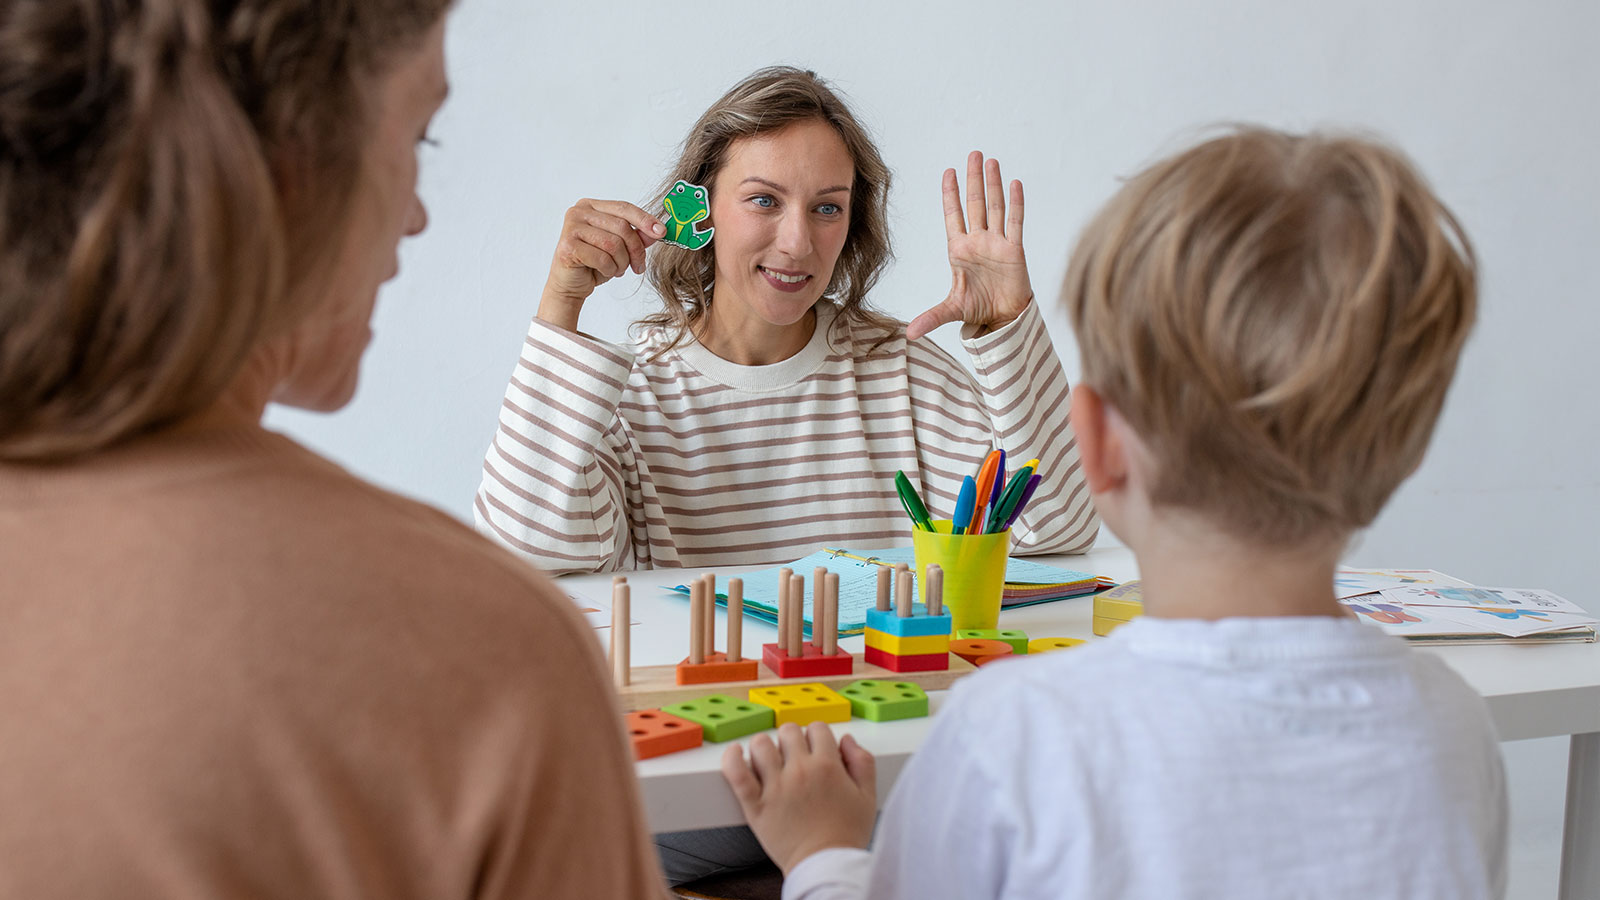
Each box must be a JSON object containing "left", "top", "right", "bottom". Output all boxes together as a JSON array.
[
  {"left": 1062, "top": 126, "right": 1477, "bottom": 545},
  {"left": 0, "top": 0, "right": 450, "bottom": 461},
  {"left": 640, "top": 66, "right": 899, "bottom": 354}
]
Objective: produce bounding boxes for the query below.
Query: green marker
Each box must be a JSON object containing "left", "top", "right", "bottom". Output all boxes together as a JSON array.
[{"left": 894, "top": 470, "right": 933, "bottom": 532}]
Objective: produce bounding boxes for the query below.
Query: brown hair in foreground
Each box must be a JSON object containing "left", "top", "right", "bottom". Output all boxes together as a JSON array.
[
  {"left": 0, "top": 0, "right": 450, "bottom": 461},
  {"left": 641, "top": 65, "right": 898, "bottom": 351},
  {"left": 1061, "top": 126, "right": 1477, "bottom": 544}
]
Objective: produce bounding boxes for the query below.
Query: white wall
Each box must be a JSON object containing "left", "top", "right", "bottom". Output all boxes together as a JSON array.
[{"left": 265, "top": 1, "right": 1599, "bottom": 894}]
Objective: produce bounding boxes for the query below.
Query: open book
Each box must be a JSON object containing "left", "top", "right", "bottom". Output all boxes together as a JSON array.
[
  {"left": 666, "top": 547, "right": 1109, "bottom": 637},
  {"left": 1336, "top": 569, "right": 1597, "bottom": 645}
]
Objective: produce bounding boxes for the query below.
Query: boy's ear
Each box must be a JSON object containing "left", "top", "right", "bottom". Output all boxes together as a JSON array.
[{"left": 1070, "top": 383, "right": 1128, "bottom": 494}]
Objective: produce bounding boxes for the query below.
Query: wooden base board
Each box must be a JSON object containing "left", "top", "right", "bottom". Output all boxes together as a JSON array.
[{"left": 617, "top": 653, "right": 977, "bottom": 712}]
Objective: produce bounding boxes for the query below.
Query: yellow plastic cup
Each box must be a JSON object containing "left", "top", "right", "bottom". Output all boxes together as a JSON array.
[{"left": 911, "top": 519, "right": 1009, "bottom": 632}]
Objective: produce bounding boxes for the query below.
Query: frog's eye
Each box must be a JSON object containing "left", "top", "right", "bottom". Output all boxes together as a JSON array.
[
  {"left": 694, "top": 189, "right": 704, "bottom": 200},
  {"left": 676, "top": 185, "right": 686, "bottom": 193}
]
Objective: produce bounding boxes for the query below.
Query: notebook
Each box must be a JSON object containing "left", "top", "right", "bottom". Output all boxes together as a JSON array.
[{"left": 665, "top": 547, "right": 1109, "bottom": 637}]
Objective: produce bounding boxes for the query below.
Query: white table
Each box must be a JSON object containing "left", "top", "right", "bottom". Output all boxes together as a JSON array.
[{"left": 562, "top": 547, "right": 1600, "bottom": 900}]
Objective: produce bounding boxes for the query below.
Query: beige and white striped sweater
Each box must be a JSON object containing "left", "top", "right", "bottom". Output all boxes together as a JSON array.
[{"left": 474, "top": 300, "right": 1098, "bottom": 575}]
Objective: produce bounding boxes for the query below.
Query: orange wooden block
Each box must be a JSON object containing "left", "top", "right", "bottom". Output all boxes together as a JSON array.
[
  {"left": 676, "top": 652, "right": 760, "bottom": 685},
  {"left": 950, "top": 638, "right": 1014, "bottom": 667},
  {"left": 626, "top": 709, "right": 703, "bottom": 760}
]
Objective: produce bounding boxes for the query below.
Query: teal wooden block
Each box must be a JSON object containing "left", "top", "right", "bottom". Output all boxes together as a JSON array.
[
  {"left": 838, "top": 680, "right": 929, "bottom": 722},
  {"left": 866, "top": 606, "right": 953, "bottom": 637},
  {"left": 662, "top": 695, "right": 775, "bottom": 742},
  {"left": 957, "top": 628, "right": 1029, "bottom": 654}
]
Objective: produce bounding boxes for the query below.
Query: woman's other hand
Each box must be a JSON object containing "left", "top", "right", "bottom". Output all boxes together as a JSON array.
[
  {"left": 906, "top": 151, "right": 1034, "bottom": 340},
  {"left": 537, "top": 199, "right": 665, "bottom": 331}
]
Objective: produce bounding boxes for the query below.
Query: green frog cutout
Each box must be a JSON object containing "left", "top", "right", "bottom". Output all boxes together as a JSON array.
[{"left": 660, "top": 180, "right": 714, "bottom": 250}]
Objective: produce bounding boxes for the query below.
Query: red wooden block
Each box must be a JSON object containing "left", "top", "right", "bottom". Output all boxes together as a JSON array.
[
  {"left": 950, "top": 638, "right": 1013, "bottom": 667},
  {"left": 626, "top": 709, "right": 703, "bottom": 760},
  {"left": 761, "top": 642, "right": 854, "bottom": 678},
  {"left": 863, "top": 645, "right": 950, "bottom": 673},
  {"left": 675, "top": 652, "right": 760, "bottom": 685}
]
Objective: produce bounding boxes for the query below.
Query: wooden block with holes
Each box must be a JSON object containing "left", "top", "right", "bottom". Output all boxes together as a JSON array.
[
  {"left": 615, "top": 653, "right": 974, "bottom": 712},
  {"left": 747, "top": 683, "right": 851, "bottom": 726},
  {"left": 957, "top": 628, "right": 1030, "bottom": 655},
  {"left": 626, "top": 709, "right": 703, "bottom": 760},
  {"left": 838, "top": 680, "right": 928, "bottom": 722},
  {"left": 862, "top": 645, "right": 950, "bottom": 673},
  {"left": 761, "top": 642, "right": 854, "bottom": 678},
  {"left": 662, "top": 694, "right": 774, "bottom": 742},
  {"left": 951, "top": 638, "right": 1014, "bottom": 667},
  {"left": 676, "top": 652, "right": 759, "bottom": 685},
  {"left": 1029, "top": 636, "right": 1085, "bottom": 654}
]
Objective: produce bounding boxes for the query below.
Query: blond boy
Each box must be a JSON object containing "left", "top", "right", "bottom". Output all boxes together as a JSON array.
[{"left": 721, "top": 127, "right": 1508, "bottom": 899}]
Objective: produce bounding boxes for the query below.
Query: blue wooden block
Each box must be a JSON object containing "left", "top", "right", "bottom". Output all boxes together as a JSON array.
[{"left": 866, "top": 606, "right": 953, "bottom": 637}]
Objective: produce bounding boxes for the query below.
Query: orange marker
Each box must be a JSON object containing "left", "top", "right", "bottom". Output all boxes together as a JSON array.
[{"left": 969, "top": 450, "right": 1002, "bottom": 532}]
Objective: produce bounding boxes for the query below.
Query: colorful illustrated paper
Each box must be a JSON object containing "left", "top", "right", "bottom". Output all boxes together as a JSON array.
[{"left": 660, "top": 180, "right": 713, "bottom": 250}]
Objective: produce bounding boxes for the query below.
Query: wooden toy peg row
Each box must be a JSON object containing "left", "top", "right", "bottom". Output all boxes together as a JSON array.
[{"left": 611, "top": 575, "right": 630, "bottom": 687}]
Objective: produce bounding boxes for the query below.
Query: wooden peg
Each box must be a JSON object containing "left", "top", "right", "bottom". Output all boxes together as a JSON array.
[
  {"left": 812, "top": 566, "right": 827, "bottom": 649},
  {"left": 788, "top": 574, "right": 805, "bottom": 658},
  {"left": 926, "top": 564, "right": 944, "bottom": 617},
  {"left": 689, "top": 579, "right": 706, "bottom": 664},
  {"left": 611, "top": 579, "right": 630, "bottom": 687},
  {"left": 727, "top": 577, "right": 744, "bottom": 662},
  {"left": 896, "top": 567, "right": 913, "bottom": 618},
  {"left": 824, "top": 572, "right": 840, "bottom": 656},
  {"left": 702, "top": 572, "right": 717, "bottom": 654},
  {"left": 876, "top": 566, "right": 891, "bottom": 612},
  {"left": 777, "top": 568, "right": 793, "bottom": 651}
]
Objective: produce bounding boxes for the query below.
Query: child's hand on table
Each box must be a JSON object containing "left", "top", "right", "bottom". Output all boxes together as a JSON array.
[{"left": 720, "top": 722, "right": 877, "bottom": 875}]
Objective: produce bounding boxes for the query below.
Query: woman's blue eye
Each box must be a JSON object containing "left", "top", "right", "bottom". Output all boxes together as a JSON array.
[
  {"left": 817, "top": 203, "right": 842, "bottom": 216},
  {"left": 751, "top": 195, "right": 774, "bottom": 208}
]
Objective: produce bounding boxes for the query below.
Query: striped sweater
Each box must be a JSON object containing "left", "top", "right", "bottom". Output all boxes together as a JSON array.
[{"left": 474, "top": 299, "right": 1098, "bottom": 575}]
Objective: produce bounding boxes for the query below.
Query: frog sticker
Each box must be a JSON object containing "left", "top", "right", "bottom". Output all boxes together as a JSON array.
[{"left": 660, "top": 180, "right": 714, "bottom": 250}]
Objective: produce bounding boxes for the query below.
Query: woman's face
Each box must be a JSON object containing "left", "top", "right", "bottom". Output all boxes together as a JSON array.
[
  {"left": 707, "top": 118, "right": 854, "bottom": 330},
  {"left": 272, "top": 20, "right": 448, "bottom": 411}
]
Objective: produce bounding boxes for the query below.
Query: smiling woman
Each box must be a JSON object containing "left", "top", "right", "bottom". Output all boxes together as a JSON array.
[{"left": 474, "top": 66, "right": 1101, "bottom": 580}]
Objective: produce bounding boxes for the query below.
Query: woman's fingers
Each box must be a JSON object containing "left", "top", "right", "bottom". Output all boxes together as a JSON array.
[
  {"left": 964, "top": 150, "right": 986, "bottom": 232},
  {"left": 578, "top": 198, "right": 665, "bottom": 244},
  {"left": 566, "top": 225, "right": 633, "bottom": 279},
  {"left": 578, "top": 208, "right": 650, "bottom": 273},
  {"left": 985, "top": 157, "right": 1006, "bottom": 237},
  {"left": 941, "top": 168, "right": 965, "bottom": 240},
  {"left": 1006, "top": 179, "right": 1024, "bottom": 244}
]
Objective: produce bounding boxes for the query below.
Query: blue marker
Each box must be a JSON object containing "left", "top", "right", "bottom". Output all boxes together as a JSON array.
[{"left": 952, "top": 475, "right": 977, "bottom": 535}]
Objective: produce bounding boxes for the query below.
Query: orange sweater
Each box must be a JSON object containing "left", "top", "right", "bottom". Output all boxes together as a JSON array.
[{"left": 0, "top": 422, "right": 665, "bottom": 899}]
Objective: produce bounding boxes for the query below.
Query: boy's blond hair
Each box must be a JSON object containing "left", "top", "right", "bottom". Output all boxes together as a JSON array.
[{"left": 1062, "top": 127, "right": 1477, "bottom": 544}]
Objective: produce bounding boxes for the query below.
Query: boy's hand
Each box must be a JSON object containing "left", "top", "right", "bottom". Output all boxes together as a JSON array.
[{"left": 720, "top": 722, "right": 877, "bottom": 875}]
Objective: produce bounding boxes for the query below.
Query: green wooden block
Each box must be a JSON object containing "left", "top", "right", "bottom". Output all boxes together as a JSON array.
[
  {"left": 662, "top": 694, "right": 775, "bottom": 742},
  {"left": 838, "top": 680, "right": 929, "bottom": 722},
  {"left": 957, "top": 628, "right": 1029, "bottom": 655}
]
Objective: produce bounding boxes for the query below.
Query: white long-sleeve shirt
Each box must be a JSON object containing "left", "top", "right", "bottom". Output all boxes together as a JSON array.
[
  {"left": 474, "top": 300, "right": 1098, "bottom": 574},
  {"left": 785, "top": 616, "right": 1508, "bottom": 900}
]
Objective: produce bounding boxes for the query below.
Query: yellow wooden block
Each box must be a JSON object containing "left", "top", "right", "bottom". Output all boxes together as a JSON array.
[
  {"left": 1029, "top": 637, "right": 1086, "bottom": 653},
  {"left": 1094, "top": 581, "right": 1144, "bottom": 621},
  {"left": 1092, "top": 615, "right": 1134, "bottom": 637},
  {"left": 747, "top": 683, "right": 851, "bottom": 726},
  {"left": 864, "top": 629, "right": 950, "bottom": 657}
]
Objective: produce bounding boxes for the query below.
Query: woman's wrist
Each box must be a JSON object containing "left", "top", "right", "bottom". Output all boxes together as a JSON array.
[{"left": 536, "top": 287, "right": 585, "bottom": 332}]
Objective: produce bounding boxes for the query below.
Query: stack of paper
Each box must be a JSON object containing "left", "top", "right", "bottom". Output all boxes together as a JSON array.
[{"left": 1337, "top": 569, "right": 1596, "bottom": 644}]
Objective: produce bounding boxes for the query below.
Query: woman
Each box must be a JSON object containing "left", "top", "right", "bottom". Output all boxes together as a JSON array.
[
  {"left": 0, "top": 2, "right": 661, "bottom": 896},
  {"left": 475, "top": 67, "right": 1099, "bottom": 575}
]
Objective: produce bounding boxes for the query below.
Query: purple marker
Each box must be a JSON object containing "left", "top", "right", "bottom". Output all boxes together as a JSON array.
[{"left": 1001, "top": 473, "right": 1042, "bottom": 531}]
